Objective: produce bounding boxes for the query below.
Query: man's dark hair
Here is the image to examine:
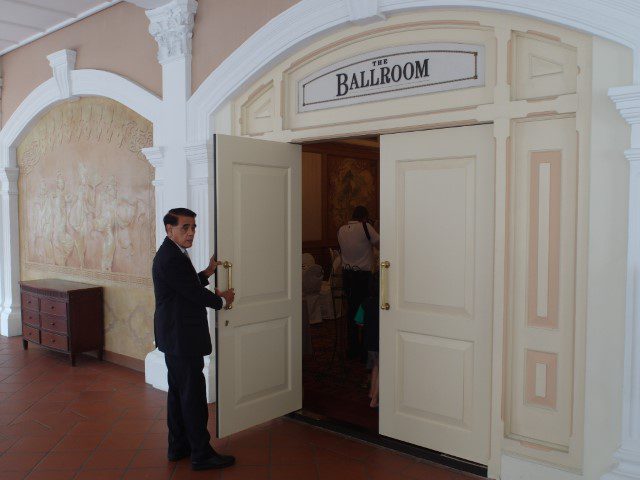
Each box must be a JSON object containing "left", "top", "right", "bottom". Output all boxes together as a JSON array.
[
  {"left": 163, "top": 208, "right": 196, "bottom": 227},
  {"left": 352, "top": 205, "right": 369, "bottom": 221}
]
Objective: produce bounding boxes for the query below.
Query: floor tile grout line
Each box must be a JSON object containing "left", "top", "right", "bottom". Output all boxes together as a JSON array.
[
  {"left": 19, "top": 380, "right": 121, "bottom": 477},
  {"left": 71, "top": 391, "right": 133, "bottom": 478}
]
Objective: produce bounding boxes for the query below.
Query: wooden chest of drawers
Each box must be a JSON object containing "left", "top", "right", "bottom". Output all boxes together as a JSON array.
[{"left": 20, "top": 279, "right": 104, "bottom": 366}]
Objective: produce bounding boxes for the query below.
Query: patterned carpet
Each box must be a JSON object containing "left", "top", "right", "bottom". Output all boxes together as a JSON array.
[{"left": 303, "top": 315, "right": 378, "bottom": 432}]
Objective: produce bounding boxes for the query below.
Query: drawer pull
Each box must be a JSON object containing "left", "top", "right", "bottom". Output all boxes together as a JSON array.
[{"left": 50, "top": 306, "right": 54, "bottom": 310}]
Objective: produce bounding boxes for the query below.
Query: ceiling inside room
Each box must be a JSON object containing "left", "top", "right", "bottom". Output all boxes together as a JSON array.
[{"left": 0, "top": 0, "right": 123, "bottom": 56}]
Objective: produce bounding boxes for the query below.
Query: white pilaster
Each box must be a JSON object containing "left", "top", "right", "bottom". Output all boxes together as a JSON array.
[
  {"left": 46, "top": 49, "right": 77, "bottom": 100},
  {"left": 604, "top": 85, "right": 640, "bottom": 480},
  {"left": 185, "top": 141, "right": 217, "bottom": 402},
  {"left": 144, "top": 0, "right": 216, "bottom": 401},
  {"left": 0, "top": 167, "right": 21, "bottom": 336},
  {"left": 0, "top": 64, "right": 4, "bottom": 126},
  {"left": 185, "top": 142, "right": 212, "bottom": 268},
  {"left": 141, "top": 146, "right": 166, "bottom": 249}
]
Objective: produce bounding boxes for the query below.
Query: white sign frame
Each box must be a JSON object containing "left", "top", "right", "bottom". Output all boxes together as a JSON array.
[{"left": 297, "top": 43, "right": 485, "bottom": 113}]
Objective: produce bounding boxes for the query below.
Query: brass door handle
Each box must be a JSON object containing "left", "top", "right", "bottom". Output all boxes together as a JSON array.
[
  {"left": 380, "top": 260, "right": 390, "bottom": 310},
  {"left": 223, "top": 261, "right": 233, "bottom": 310}
]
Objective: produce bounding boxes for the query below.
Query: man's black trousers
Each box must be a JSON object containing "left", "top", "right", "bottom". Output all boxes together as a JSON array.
[
  {"left": 164, "top": 354, "right": 215, "bottom": 462},
  {"left": 343, "top": 269, "right": 372, "bottom": 359}
]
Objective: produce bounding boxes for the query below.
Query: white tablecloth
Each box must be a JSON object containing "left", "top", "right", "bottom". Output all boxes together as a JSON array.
[{"left": 319, "top": 281, "right": 342, "bottom": 319}]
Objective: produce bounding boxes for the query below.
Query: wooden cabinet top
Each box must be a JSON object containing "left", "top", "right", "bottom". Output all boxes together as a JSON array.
[{"left": 20, "top": 279, "right": 102, "bottom": 295}]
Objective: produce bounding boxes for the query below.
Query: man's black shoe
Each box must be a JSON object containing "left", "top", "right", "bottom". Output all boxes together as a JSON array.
[
  {"left": 168, "top": 449, "right": 191, "bottom": 462},
  {"left": 191, "top": 454, "right": 236, "bottom": 471}
]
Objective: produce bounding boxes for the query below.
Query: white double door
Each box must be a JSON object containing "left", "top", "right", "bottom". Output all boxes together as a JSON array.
[
  {"left": 214, "top": 124, "right": 494, "bottom": 465},
  {"left": 379, "top": 124, "right": 494, "bottom": 464}
]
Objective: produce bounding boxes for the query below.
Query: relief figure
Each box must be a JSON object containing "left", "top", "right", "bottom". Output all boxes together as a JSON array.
[
  {"left": 68, "top": 163, "right": 99, "bottom": 268},
  {"left": 94, "top": 176, "right": 118, "bottom": 272},
  {"left": 51, "top": 172, "right": 74, "bottom": 266},
  {"left": 31, "top": 180, "right": 54, "bottom": 261}
]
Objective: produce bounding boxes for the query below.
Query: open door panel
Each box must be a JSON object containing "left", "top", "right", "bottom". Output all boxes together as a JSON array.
[{"left": 214, "top": 134, "right": 302, "bottom": 438}]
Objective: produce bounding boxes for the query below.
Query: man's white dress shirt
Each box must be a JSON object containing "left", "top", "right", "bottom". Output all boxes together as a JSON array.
[{"left": 337, "top": 221, "right": 380, "bottom": 271}]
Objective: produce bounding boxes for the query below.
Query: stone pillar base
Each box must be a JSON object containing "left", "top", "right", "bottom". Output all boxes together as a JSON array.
[
  {"left": 1, "top": 308, "right": 21, "bottom": 337},
  {"left": 145, "top": 348, "right": 217, "bottom": 403},
  {"left": 602, "top": 447, "right": 640, "bottom": 480}
]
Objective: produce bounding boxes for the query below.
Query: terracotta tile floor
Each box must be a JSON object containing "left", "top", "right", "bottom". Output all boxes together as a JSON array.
[{"left": 0, "top": 336, "right": 481, "bottom": 480}]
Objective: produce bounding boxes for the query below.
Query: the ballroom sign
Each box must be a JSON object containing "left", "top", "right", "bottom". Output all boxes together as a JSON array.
[{"left": 297, "top": 43, "right": 485, "bottom": 113}]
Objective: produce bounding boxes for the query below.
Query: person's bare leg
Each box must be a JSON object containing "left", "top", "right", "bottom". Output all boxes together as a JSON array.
[{"left": 370, "top": 363, "right": 379, "bottom": 408}]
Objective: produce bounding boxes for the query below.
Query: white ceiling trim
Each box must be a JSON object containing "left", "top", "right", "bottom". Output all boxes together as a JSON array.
[{"left": 0, "top": 0, "right": 123, "bottom": 57}]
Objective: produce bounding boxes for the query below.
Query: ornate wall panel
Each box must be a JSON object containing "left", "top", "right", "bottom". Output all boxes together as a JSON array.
[
  {"left": 507, "top": 115, "right": 578, "bottom": 452},
  {"left": 240, "top": 81, "right": 275, "bottom": 137},
  {"left": 511, "top": 32, "right": 578, "bottom": 101},
  {"left": 17, "top": 97, "right": 155, "bottom": 361}
]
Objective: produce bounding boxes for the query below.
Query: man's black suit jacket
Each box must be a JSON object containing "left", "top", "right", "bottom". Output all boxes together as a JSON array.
[{"left": 152, "top": 237, "right": 224, "bottom": 356}]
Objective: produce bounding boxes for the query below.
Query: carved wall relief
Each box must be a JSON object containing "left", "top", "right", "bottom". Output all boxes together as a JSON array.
[{"left": 18, "top": 97, "right": 155, "bottom": 361}]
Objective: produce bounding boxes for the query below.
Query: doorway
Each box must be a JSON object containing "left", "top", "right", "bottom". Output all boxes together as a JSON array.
[
  {"left": 298, "top": 124, "right": 495, "bottom": 473},
  {"left": 213, "top": 124, "right": 495, "bottom": 476},
  {"left": 300, "top": 137, "right": 381, "bottom": 434}
]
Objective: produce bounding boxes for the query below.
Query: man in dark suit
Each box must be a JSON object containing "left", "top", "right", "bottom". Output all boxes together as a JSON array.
[{"left": 153, "top": 207, "right": 235, "bottom": 471}]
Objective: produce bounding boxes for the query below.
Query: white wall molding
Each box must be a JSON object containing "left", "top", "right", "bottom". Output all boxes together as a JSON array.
[
  {"left": 46, "top": 49, "right": 77, "bottom": 100},
  {"left": 146, "top": 0, "right": 198, "bottom": 65},
  {"left": 345, "top": 0, "right": 386, "bottom": 24},
  {"left": 0, "top": 66, "right": 4, "bottom": 126},
  {"left": 126, "top": 0, "right": 172, "bottom": 8},
  {"left": 187, "top": 0, "right": 640, "bottom": 144},
  {"left": 602, "top": 86, "right": 640, "bottom": 480},
  {"left": 0, "top": 68, "right": 162, "bottom": 338}
]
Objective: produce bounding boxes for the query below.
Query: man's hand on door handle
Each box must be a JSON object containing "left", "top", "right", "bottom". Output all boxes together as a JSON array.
[{"left": 216, "top": 288, "right": 235, "bottom": 306}]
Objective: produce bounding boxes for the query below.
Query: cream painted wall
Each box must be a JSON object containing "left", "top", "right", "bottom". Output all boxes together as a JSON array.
[
  {"left": 191, "top": 0, "right": 298, "bottom": 92},
  {"left": 0, "top": 2, "right": 160, "bottom": 127},
  {"left": 584, "top": 36, "right": 633, "bottom": 478}
]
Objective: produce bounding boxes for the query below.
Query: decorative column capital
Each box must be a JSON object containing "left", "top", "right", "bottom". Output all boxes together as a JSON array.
[
  {"left": 146, "top": 0, "right": 198, "bottom": 65},
  {"left": 1, "top": 167, "right": 19, "bottom": 195},
  {"left": 185, "top": 142, "right": 210, "bottom": 165},
  {"left": 141, "top": 146, "right": 165, "bottom": 170},
  {"left": 46, "top": 49, "right": 76, "bottom": 99},
  {"left": 185, "top": 142, "right": 212, "bottom": 186},
  {"left": 609, "top": 85, "right": 640, "bottom": 126},
  {"left": 626, "top": 149, "right": 640, "bottom": 163},
  {"left": 345, "top": 0, "right": 385, "bottom": 25}
]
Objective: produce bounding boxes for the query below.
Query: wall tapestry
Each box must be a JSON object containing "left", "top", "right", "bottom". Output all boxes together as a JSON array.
[{"left": 327, "top": 155, "right": 378, "bottom": 240}]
